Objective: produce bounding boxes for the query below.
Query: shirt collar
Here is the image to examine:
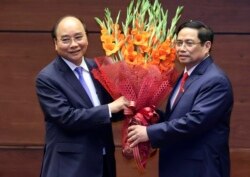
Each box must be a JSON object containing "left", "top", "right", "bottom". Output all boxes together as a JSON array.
[
  {"left": 184, "top": 55, "right": 210, "bottom": 76},
  {"left": 62, "top": 57, "right": 89, "bottom": 72}
]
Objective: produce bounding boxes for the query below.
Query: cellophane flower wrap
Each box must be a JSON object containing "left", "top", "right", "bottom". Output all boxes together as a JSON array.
[{"left": 93, "top": 0, "right": 183, "bottom": 172}]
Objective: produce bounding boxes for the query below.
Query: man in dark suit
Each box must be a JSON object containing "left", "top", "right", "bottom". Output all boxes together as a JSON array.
[
  {"left": 36, "top": 16, "right": 129, "bottom": 177},
  {"left": 127, "top": 20, "right": 234, "bottom": 177}
]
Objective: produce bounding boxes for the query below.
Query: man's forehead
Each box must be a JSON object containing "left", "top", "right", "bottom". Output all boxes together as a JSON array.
[
  {"left": 177, "top": 28, "right": 198, "bottom": 38},
  {"left": 56, "top": 18, "right": 85, "bottom": 35}
]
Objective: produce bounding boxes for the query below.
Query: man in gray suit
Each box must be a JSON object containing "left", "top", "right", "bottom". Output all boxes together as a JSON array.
[
  {"left": 128, "top": 20, "right": 233, "bottom": 177},
  {"left": 36, "top": 15, "right": 129, "bottom": 177}
]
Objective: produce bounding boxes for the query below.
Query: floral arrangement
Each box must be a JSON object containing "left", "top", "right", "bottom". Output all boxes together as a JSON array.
[
  {"left": 93, "top": 0, "right": 183, "bottom": 172},
  {"left": 95, "top": 0, "right": 183, "bottom": 71}
]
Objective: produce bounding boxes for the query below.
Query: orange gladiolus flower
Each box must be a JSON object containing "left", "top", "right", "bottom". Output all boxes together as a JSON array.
[
  {"left": 101, "top": 34, "right": 115, "bottom": 43},
  {"left": 103, "top": 43, "right": 120, "bottom": 56},
  {"left": 159, "top": 59, "right": 174, "bottom": 71},
  {"left": 132, "top": 30, "right": 150, "bottom": 47}
]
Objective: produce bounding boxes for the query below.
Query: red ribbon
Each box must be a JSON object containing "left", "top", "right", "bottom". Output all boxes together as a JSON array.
[{"left": 122, "top": 103, "right": 159, "bottom": 172}]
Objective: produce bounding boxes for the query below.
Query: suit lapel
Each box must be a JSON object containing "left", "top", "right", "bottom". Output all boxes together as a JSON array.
[
  {"left": 166, "top": 57, "right": 214, "bottom": 112},
  {"left": 85, "top": 58, "right": 107, "bottom": 104},
  {"left": 170, "top": 74, "right": 199, "bottom": 111},
  {"left": 165, "top": 75, "right": 182, "bottom": 112},
  {"left": 55, "top": 57, "right": 93, "bottom": 107}
]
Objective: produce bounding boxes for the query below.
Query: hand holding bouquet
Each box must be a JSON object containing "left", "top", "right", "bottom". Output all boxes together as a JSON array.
[{"left": 93, "top": 0, "right": 183, "bottom": 172}]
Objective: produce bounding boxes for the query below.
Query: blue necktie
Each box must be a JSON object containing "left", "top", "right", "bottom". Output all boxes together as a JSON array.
[{"left": 75, "top": 67, "right": 93, "bottom": 102}]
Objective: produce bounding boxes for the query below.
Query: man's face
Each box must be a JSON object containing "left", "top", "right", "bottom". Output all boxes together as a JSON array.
[
  {"left": 175, "top": 27, "right": 211, "bottom": 70},
  {"left": 54, "top": 17, "right": 88, "bottom": 65}
]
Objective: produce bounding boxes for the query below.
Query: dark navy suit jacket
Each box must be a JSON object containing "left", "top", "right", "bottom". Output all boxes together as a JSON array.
[
  {"left": 36, "top": 56, "right": 116, "bottom": 177},
  {"left": 147, "top": 57, "right": 233, "bottom": 177}
]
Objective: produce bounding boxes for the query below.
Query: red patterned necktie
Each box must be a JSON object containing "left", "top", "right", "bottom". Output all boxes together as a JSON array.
[
  {"left": 179, "top": 72, "right": 189, "bottom": 93},
  {"left": 173, "top": 72, "right": 189, "bottom": 107}
]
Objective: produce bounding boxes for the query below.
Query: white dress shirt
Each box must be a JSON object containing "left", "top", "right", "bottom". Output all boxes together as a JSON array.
[
  {"left": 170, "top": 55, "right": 210, "bottom": 109},
  {"left": 62, "top": 57, "right": 101, "bottom": 106}
]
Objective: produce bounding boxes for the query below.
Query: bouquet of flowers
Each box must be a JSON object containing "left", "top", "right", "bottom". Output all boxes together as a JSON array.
[{"left": 93, "top": 0, "right": 183, "bottom": 172}]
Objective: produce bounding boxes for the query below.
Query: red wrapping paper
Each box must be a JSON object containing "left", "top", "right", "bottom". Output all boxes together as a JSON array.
[{"left": 92, "top": 56, "right": 178, "bottom": 172}]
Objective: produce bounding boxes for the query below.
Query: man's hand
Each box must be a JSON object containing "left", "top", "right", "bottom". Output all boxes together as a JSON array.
[
  {"left": 127, "top": 125, "right": 149, "bottom": 148},
  {"left": 108, "top": 96, "right": 129, "bottom": 113}
]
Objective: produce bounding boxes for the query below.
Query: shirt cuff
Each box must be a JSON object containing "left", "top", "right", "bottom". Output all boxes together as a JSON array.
[{"left": 108, "top": 104, "right": 112, "bottom": 118}]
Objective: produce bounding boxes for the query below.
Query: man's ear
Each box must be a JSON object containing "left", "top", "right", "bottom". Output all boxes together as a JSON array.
[
  {"left": 204, "top": 41, "right": 212, "bottom": 52},
  {"left": 54, "top": 39, "right": 58, "bottom": 51}
]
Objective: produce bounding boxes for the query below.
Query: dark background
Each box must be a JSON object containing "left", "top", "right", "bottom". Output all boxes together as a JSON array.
[{"left": 0, "top": 0, "right": 249, "bottom": 176}]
